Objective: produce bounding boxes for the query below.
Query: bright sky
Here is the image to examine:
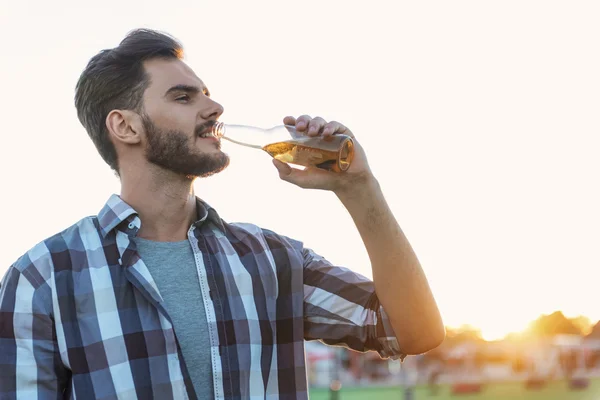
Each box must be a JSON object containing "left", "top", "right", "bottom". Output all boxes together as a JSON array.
[{"left": 1, "top": 1, "right": 599, "bottom": 341}]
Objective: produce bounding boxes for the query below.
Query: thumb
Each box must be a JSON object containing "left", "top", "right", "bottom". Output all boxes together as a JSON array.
[
  {"left": 272, "top": 159, "right": 293, "bottom": 179},
  {"left": 272, "top": 159, "right": 311, "bottom": 187},
  {"left": 272, "top": 159, "right": 328, "bottom": 189}
]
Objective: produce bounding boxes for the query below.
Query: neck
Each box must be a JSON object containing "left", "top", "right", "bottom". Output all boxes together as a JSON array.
[{"left": 120, "top": 164, "right": 198, "bottom": 242}]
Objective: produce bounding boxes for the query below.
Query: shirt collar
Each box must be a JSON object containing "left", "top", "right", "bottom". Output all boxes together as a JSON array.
[{"left": 98, "top": 194, "right": 225, "bottom": 238}]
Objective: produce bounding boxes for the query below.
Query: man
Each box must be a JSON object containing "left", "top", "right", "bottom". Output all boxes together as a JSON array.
[{"left": 0, "top": 29, "right": 444, "bottom": 399}]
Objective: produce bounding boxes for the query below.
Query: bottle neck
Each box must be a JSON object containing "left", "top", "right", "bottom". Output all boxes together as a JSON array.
[
  {"left": 213, "top": 123, "right": 272, "bottom": 137},
  {"left": 212, "top": 122, "right": 225, "bottom": 138},
  {"left": 211, "top": 123, "right": 307, "bottom": 148},
  {"left": 212, "top": 123, "right": 270, "bottom": 149}
]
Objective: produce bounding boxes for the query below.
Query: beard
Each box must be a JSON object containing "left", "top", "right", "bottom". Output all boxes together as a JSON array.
[{"left": 142, "top": 114, "right": 229, "bottom": 179}]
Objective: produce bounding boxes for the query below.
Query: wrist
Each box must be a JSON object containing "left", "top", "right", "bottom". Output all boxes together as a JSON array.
[{"left": 334, "top": 172, "right": 380, "bottom": 202}]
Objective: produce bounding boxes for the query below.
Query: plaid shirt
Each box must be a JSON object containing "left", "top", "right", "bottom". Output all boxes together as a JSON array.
[{"left": 0, "top": 194, "right": 404, "bottom": 400}]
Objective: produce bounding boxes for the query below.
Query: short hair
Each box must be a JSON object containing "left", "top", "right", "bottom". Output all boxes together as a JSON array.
[{"left": 74, "top": 29, "right": 184, "bottom": 173}]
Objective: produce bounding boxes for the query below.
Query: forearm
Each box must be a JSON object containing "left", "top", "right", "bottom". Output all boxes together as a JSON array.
[{"left": 335, "top": 176, "right": 445, "bottom": 354}]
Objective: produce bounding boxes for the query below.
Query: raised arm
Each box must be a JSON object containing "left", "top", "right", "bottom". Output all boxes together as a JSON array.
[{"left": 274, "top": 115, "right": 445, "bottom": 355}]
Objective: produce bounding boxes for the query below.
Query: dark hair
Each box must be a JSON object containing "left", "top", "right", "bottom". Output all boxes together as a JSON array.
[{"left": 74, "top": 29, "right": 184, "bottom": 174}]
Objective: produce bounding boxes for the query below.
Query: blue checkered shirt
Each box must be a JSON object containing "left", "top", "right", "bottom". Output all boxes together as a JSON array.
[{"left": 0, "top": 194, "right": 404, "bottom": 399}]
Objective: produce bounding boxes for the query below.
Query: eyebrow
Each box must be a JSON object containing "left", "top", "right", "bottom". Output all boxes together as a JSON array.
[{"left": 164, "top": 84, "right": 210, "bottom": 97}]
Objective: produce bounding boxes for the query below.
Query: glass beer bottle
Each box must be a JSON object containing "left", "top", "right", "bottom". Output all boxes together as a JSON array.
[{"left": 212, "top": 122, "right": 355, "bottom": 172}]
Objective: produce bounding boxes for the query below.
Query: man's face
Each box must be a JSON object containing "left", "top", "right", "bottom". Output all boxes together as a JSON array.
[{"left": 139, "top": 58, "right": 228, "bottom": 178}]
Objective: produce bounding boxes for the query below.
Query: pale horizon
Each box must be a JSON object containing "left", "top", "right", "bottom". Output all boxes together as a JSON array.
[{"left": 1, "top": 0, "right": 599, "bottom": 342}]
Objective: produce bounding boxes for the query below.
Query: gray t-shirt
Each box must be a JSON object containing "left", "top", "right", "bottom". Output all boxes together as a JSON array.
[{"left": 133, "top": 237, "right": 213, "bottom": 399}]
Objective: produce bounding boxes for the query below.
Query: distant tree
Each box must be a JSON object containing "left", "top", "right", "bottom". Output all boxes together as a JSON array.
[
  {"left": 587, "top": 321, "right": 600, "bottom": 339},
  {"left": 527, "top": 311, "right": 583, "bottom": 337},
  {"left": 503, "top": 332, "right": 525, "bottom": 341},
  {"left": 570, "top": 315, "right": 593, "bottom": 335},
  {"left": 445, "top": 325, "right": 485, "bottom": 344},
  {"left": 512, "top": 355, "right": 526, "bottom": 373}
]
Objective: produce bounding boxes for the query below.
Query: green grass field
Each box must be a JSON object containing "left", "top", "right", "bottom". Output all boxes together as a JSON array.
[{"left": 308, "top": 379, "right": 600, "bottom": 400}]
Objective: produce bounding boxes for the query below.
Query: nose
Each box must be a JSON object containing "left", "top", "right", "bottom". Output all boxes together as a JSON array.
[{"left": 201, "top": 97, "right": 224, "bottom": 120}]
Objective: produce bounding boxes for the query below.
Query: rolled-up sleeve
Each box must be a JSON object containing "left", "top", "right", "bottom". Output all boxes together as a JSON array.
[
  {"left": 302, "top": 248, "right": 406, "bottom": 361},
  {"left": 0, "top": 264, "right": 67, "bottom": 399}
]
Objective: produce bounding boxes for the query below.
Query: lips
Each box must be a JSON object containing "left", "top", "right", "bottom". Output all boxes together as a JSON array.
[{"left": 197, "top": 121, "right": 218, "bottom": 138}]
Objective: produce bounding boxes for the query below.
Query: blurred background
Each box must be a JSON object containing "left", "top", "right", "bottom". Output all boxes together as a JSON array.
[
  {"left": 306, "top": 312, "right": 600, "bottom": 399},
  {"left": 1, "top": 0, "right": 599, "bottom": 398}
]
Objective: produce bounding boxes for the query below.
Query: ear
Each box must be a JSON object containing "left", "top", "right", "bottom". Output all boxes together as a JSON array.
[{"left": 106, "top": 109, "right": 142, "bottom": 145}]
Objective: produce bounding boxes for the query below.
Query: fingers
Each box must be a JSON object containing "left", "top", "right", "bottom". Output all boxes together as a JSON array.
[
  {"left": 283, "top": 116, "right": 296, "bottom": 126},
  {"left": 322, "top": 121, "right": 349, "bottom": 137},
  {"left": 295, "top": 115, "right": 312, "bottom": 133},
  {"left": 307, "top": 117, "right": 327, "bottom": 137},
  {"left": 285, "top": 115, "right": 353, "bottom": 138}
]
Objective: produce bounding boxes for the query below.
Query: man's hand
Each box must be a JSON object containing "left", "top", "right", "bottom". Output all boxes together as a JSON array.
[{"left": 272, "top": 115, "right": 373, "bottom": 194}]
